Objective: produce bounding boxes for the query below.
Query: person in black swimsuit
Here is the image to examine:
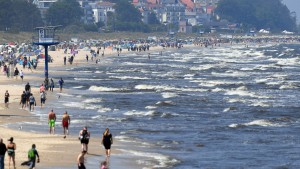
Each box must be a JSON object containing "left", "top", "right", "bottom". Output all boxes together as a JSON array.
[
  {"left": 7, "top": 137, "right": 16, "bottom": 169},
  {"left": 4, "top": 91, "right": 9, "bottom": 108},
  {"left": 101, "top": 128, "right": 113, "bottom": 157}
]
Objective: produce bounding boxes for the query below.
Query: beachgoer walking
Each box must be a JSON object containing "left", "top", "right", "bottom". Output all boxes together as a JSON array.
[
  {"left": 62, "top": 111, "right": 71, "bottom": 136},
  {"left": 40, "top": 91, "right": 46, "bottom": 108},
  {"left": 27, "top": 144, "right": 40, "bottom": 169},
  {"left": 3, "top": 65, "right": 7, "bottom": 75},
  {"left": 77, "top": 151, "right": 87, "bottom": 169},
  {"left": 20, "top": 91, "right": 27, "bottom": 109},
  {"left": 48, "top": 109, "right": 56, "bottom": 134},
  {"left": 0, "top": 138, "right": 7, "bottom": 169},
  {"left": 86, "top": 55, "right": 88, "bottom": 62},
  {"left": 4, "top": 91, "right": 9, "bottom": 108},
  {"left": 20, "top": 70, "right": 24, "bottom": 81},
  {"left": 58, "top": 78, "right": 64, "bottom": 92},
  {"left": 6, "top": 66, "right": 9, "bottom": 78},
  {"left": 6, "top": 137, "right": 16, "bottom": 169},
  {"left": 29, "top": 94, "right": 36, "bottom": 111},
  {"left": 79, "top": 127, "right": 90, "bottom": 152},
  {"left": 50, "top": 78, "right": 54, "bottom": 92},
  {"left": 63, "top": 56, "right": 66, "bottom": 65},
  {"left": 39, "top": 84, "right": 45, "bottom": 93},
  {"left": 44, "top": 78, "right": 49, "bottom": 91},
  {"left": 25, "top": 82, "right": 31, "bottom": 92},
  {"left": 25, "top": 90, "right": 30, "bottom": 107},
  {"left": 14, "top": 68, "right": 19, "bottom": 79},
  {"left": 102, "top": 128, "right": 113, "bottom": 157}
]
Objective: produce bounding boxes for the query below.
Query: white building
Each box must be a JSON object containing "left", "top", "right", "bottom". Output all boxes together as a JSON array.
[{"left": 90, "top": 1, "right": 115, "bottom": 26}]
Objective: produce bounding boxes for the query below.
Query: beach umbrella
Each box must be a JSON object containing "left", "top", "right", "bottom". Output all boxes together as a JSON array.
[{"left": 34, "top": 49, "right": 41, "bottom": 54}]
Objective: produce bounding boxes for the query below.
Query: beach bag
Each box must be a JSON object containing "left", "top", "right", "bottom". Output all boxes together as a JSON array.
[{"left": 28, "top": 149, "right": 35, "bottom": 159}]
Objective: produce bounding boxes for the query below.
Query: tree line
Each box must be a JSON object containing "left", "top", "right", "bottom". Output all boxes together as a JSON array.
[
  {"left": 0, "top": 0, "right": 297, "bottom": 33},
  {"left": 0, "top": 0, "right": 161, "bottom": 33},
  {"left": 215, "top": 0, "right": 297, "bottom": 32}
]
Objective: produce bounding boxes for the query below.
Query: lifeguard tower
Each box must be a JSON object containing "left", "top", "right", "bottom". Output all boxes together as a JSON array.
[{"left": 33, "top": 26, "right": 61, "bottom": 79}]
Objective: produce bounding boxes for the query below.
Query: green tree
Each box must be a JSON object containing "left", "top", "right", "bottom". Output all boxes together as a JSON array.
[
  {"left": 216, "top": 0, "right": 296, "bottom": 32},
  {"left": 12, "top": 0, "right": 43, "bottom": 31},
  {"left": 112, "top": 0, "right": 150, "bottom": 32},
  {"left": 0, "top": 0, "right": 42, "bottom": 32},
  {"left": 0, "top": 0, "right": 14, "bottom": 31},
  {"left": 45, "top": 0, "right": 83, "bottom": 27},
  {"left": 148, "top": 12, "right": 160, "bottom": 25},
  {"left": 114, "top": 0, "right": 142, "bottom": 23}
]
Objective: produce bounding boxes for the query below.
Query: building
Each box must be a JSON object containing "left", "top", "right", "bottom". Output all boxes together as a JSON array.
[
  {"left": 179, "top": 20, "right": 192, "bottom": 33},
  {"left": 90, "top": 1, "right": 115, "bottom": 26},
  {"left": 78, "top": 0, "right": 95, "bottom": 24},
  {"left": 32, "top": 0, "right": 57, "bottom": 20}
]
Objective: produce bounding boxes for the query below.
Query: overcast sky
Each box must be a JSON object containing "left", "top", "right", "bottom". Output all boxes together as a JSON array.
[{"left": 282, "top": 0, "right": 300, "bottom": 23}]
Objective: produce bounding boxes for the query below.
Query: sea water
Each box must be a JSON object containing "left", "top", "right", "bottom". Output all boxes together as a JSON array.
[{"left": 9, "top": 43, "right": 300, "bottom": 168}]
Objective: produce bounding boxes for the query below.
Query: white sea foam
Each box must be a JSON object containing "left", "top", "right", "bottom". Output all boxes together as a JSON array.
[
  {"left": 73, "top": 86, "right": 84, "bottom": 89},
  {"left": 89, "top": 85, "right": 126, "bottom": 92},
  {"left": 211, "top": 88, "right": 225, "bottom": 92},
  {"left": 109, "top": 76, "right": 150, "bottom": 80},
  {"left": 117, "top": 149, "right": 179, "bottom": 168},
  {"left": 229, "top": 119, "right": 283, "bottom": 128},
  {"left": 62, "top": 102, "right": 84, "bottom": 108},
  {"left": 97, "top": 107, "right": 112, "bottom": 113},
  {"left": 124, "top": 110, "right": 156, "bottom": 117},
  {"left": 211, "top": 71, "right": 248, "bottom": 77},
  {"left": 183, "top": 74, "right": 195, "bottom": 77},
  {"left": 74, "top": 78, "right": 102, "bottom": 81},
  {"left": 279, "top": 83, "right": 298, "bottom": 90},
  {"left": 155, "top": 101, "right": 176, "bottom": 106},
  {"left": 228, "top": 123, "right": 239, "bottom": 128},
  {"left": 135, "top": 84, "right": 176, "bottom": 91},
  {"left": 244, "top": 119, "right": 282, "bottom": 127},
  {"left": 78, "top": 70, "right": 92, "bottom": 73},
  {"left": 250, "top": 101, "right": 270, "bottom": 107},
  {"left": 57, "top": 93, "right": 74, "bottom": 97},
  {"left": 225, "top": 86, "right": 268, "bottom": 99},
  {"left": 83, "top": 98, "right": 103, "bottom": 103},
  {"left": 135, "top": 84, "right": 205, "bottom": 92},
  {"left": 145, "top": 106, "right": 157, "bottom": 109},
  {"left": 161, "top": 92, "right": 178, "bottom": 98}
]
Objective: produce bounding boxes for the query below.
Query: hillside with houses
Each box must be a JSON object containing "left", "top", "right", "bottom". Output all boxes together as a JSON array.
[
  {"left": 0, "top": 0, "right": 296, "bottom": 34},
  {"left": 33, "top": 0, "right": 220, "bottom": 33}
]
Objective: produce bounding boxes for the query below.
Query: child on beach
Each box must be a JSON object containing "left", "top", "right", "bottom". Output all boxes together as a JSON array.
[
  {"left": 20, "top": 70, "right": 24, "bottom": 81},
  {"left": 27, "top": 144, "right": 40, "bottom": 169},
  {"left": 100, "top": 161, "right": 108, "bottom": 169}
]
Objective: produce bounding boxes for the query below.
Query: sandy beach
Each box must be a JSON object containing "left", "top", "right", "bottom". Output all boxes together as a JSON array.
[{"left": 0, "top": 42, "right": 169, "bottom": 169}]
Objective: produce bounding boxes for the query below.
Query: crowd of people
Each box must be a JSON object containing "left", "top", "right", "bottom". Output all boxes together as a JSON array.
[{"left": 2, "top": 78, "right": 112, "bottom": 169}]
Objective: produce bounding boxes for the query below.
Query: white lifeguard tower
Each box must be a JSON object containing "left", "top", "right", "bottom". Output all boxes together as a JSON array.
[{"left": 33, "top": 26, "right": 61, "bottom": 79}]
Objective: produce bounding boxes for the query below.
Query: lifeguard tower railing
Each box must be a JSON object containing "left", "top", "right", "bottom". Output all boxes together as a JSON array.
[{"left": 32, "top": 26, "right": 60, "bottom": 45}]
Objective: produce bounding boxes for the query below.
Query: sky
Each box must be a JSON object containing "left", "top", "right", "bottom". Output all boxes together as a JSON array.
[{"left": 282, "top": 0, "right": 300, "bottom": 23}]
